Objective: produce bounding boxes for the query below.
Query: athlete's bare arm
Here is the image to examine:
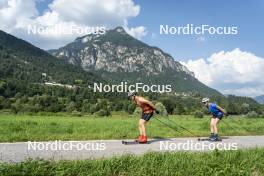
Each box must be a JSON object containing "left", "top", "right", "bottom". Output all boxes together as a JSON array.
[
  {"left": 217, "top": 105, "right": 227, "bottom": 114},
  {"left": 137, "top": 96, "right": 155, "bottom": 109}
]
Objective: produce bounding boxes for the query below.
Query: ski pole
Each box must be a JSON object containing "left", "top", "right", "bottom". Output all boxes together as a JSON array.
[
  {"left": 223, "top": 115, "right": 251, "bottom": 132},
  {"left": 154, "top": 114, "right": 199, "bottom": 138},
  {"left": 154, "top": 116, "right": 185, "bottom": 135},
  {"left": 221, "top": 118, "right": 237, "bottom": 132},
  {"left": 160, "top": 116, "right": 199, "bottom": 138}
]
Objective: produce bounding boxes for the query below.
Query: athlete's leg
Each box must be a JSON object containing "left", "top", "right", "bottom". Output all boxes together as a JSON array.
[
  {"left": 139, "top": 119, "right": 147, "bottom": 136},
  {"left": 213, "top": 118, "right": 220, "bottom": 134},
  {"left": 138, "top": 119, "right": 143, "bottom": 136},
  {"left": 210, "top": 118, "right": 215, "bottom": 133}
]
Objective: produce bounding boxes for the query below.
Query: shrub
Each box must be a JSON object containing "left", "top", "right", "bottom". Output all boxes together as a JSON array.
[
  {"left": 127, "top": 103, "right": 136, "bottom": 114},
  {"left": 160, "top": 98, "right": 175, "bottom": 114},
  {"left": 0, "top": 96, "right": 5, "bottom": 109},
  {"left": 71, "top": 110, "right": 82, "bottom": 117},
  {"left": 81, "top": 103, "right": 91, "bottom": 113},
  {"left": 155, "top": 102, "right": 168, "bottom": 116},
  {"left": 96, "top": 99, "right": 109, "bottom": 110},
  {"left": 246, "top": 111, "right": 259, "bottom": 118},
  {"left": 201, "top": 107, "right": 209, "bottom": 115},
  {"left": 95, "top": 109, "right": 110, "bottom": 117},
  {"left": 90, "top": 104, "right": 99, "bottom": 114},
  {"left": 11, "top": 99, "right": 22, "bottom": 113},
  {"left": 173, "top": 104, "right": 185, "bottom": 115},
  {"left": 133, "top": 107, "right": 141, "bottom": 115},
  {"left": 194, "top": 111, "right": 204, "bottom": 118},
  {"left": 89, "top": 99, "right": 111, "bottom": 116},
  {"left": 65, "top": 101, "right": 76, "bottom": 112}
]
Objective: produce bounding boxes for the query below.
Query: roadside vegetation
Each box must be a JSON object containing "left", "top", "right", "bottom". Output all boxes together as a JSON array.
[
  {"left": 0, "top": 112, "right": 263, "bottom": 142},
  {"left": 1, "top": 149, "right": 264, "bottom": 176}
]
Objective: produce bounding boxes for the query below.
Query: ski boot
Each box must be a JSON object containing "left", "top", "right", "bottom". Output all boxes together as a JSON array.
[{"left": 138, "top": 135, "right": 147, "bottom": 143}]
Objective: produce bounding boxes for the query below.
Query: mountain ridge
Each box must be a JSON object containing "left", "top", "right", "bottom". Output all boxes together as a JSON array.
[
  {"left": 50, "top": 27, "right": 194, "bottom": 76},
  {"left": 50, "top": 26, "right": 221, "bottom": 96},
  {"left": 0, "top": 29, "right": 102, "bottom": 86}
]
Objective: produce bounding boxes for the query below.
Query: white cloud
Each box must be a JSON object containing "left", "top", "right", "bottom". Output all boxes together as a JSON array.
[
  {"left": 46, "top": 0, "right": 140, "bottom": 27},
  {"left": 0, "top": 0, "right": 38, "bottom": 31},
  {"left": 124, "top": 25, "right": 147, "bottom": 39},
  {"left": 0, "top": 0, "right": 8, "bottom": 8},
  {"left": 0, "top": 0, "right": 146, "bottom": 49},
  {"left": 182, "top": 48, "right": 264, "bottom": 97}
]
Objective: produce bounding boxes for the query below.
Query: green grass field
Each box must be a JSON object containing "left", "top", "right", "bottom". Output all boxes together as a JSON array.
[
  {"left": 1, "top": 149, "right": 264, "bottom": 176},
  {"left": 0, "top": 112, "right": 264, "bottom": 142}
]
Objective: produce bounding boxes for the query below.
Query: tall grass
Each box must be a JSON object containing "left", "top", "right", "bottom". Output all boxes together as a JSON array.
[
  {"left": 0, "top": 113, "right": 264, "bottom": 142},
  {"left": 1, "top": 149, "right": 264, "bottom": 175}
]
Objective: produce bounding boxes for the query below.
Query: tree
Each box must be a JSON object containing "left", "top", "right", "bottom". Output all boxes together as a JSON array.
[
  {"left": 66, "top": 101, "right": 76, "bottom": 112},
  {"left": 194, "top": 111, "right": 204, "bottom": 118},
  {"left": 11, "top": 99, "right": 22, "bottom": 113},
  {"left": 90, "top": 104, "right": 99, "bottom": 114},
  {"left": 160, "top": 98, "right": 175, "bottom": 114},
  {"left": 97, "top": 99, "right": 109, "bottom": 110},
  {"left": 0, "top": 96, "right": 4, "bottom": 109},
  {"left": 241, "top": 103, "right": 250, "bottom": 114},
  {"left": 14, "top": 92, "right": 22, "bottom": 99},
  {"left": 133, "top": 107, "right": 141, "bottom": 115},
  {"left": 173, "top": 103, "right": 185, "bottom": 115},
  {"left": 82, "top": 102, "right": 91, "bottom": 113},
  {"left": 246, "top": 111, "right": 259, "bottom": 118},
  {"left": 127, "top": 103, "right": 136, "bottom": 114},
  {"left": 95, "top": 109, "right": 110, "bottom": 117},
  {"left": 88, "top": 99, "right": 111, "bottom": 116},
  {"left": 155, "top": 102, "right": 168, "bottom": 116},
  {"left": 227, "top": 102, "right": 238, "bottom": 115}
]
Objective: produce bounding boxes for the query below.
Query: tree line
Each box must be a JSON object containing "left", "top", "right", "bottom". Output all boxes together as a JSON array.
[{"left": 0, "top": 79, "right": 263, "bottom": 117}]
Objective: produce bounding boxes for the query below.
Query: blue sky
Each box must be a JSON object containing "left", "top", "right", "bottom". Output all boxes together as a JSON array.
[
  {"left": 36, "top": 0, "right": 53, "bottom": 14},
  {"left": 33, "top": 0, "right": 264, "bottom": 60},
  {"left": 129, "top": 0, "right": 264, "bottom": 60}
]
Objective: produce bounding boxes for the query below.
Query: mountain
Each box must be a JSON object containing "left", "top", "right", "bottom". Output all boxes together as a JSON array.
[
  {"left": 49, "top": 27, "right": 221, "bottom": 96},
  {"left": 254, "top": 95, "right": 264, "bottom": 104},
  {"left": 0, "top": 30, "right": 102, "bottom": 86}
]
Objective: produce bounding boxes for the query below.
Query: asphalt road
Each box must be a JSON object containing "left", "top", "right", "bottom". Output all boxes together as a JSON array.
[{"left": 1, "top": 135, "right": 264, "bottom": 163}]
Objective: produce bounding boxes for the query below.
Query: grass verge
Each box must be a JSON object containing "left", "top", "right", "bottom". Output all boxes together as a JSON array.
[
  {"left": 0, "top": 149, "right": 264, "bottom": 176},
  {"left": 0, "top": 113, "right": 264, "bottom": 142}
]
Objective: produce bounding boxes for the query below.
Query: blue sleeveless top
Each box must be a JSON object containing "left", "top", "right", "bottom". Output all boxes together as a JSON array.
[{"left": 209, "top": 103, "right": 223, "bottom": 117}]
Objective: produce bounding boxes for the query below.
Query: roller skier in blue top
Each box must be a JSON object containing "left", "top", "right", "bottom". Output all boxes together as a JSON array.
[{"left": 202, "top": 97, "right": 227, "bottom": 141}]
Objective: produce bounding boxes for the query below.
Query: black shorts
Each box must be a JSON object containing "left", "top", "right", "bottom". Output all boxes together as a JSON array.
[
  {"left": 141, "top": 112, "right": 153, "bottom": 121},
  {"left": 212, "top": 114, "right": 223, "bottom": 120}
]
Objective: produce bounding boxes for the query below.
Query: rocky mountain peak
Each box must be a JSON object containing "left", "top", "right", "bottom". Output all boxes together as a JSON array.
[
  {"left": 50, "top": 27, "right": 194, "bottom": 76},
  {"left": 114, "top": 26, "right": 126, "bottom": 33},
  {"left": 48, "top": 27, "right": 221, "bottom": 95}
]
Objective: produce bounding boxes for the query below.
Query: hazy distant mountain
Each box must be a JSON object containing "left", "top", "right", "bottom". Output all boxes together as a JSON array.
[
  {"left": 254, "top": 95, "right": 264, "bottom": 104},
  {"left": 50, "top": 27, "right": 221, "bottom": 96}
]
